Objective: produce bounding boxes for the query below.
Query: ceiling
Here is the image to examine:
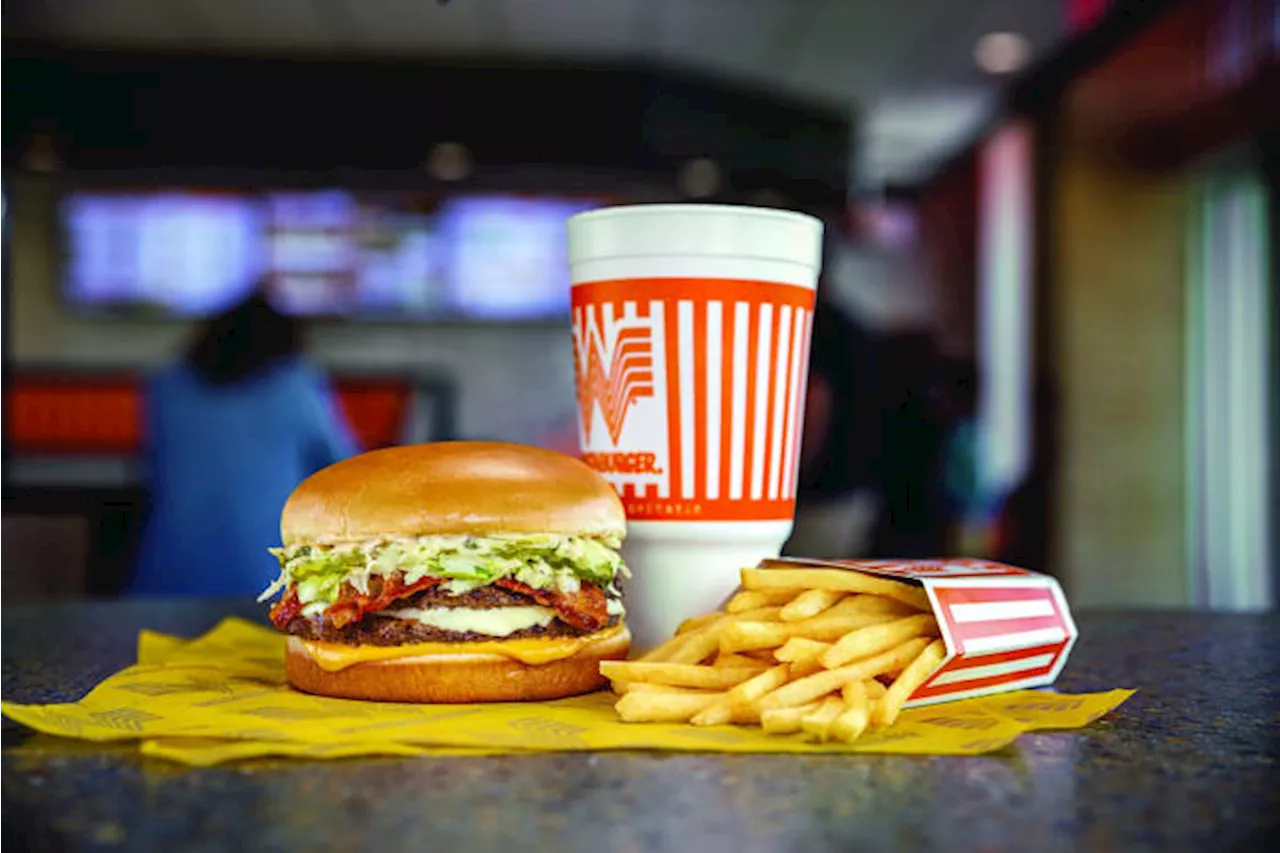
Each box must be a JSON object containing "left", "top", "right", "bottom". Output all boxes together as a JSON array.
[{"left": 5, "top": 0, "right": 1066, "bottom": 187}]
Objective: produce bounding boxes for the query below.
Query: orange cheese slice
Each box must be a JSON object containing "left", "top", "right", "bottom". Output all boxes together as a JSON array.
[{"left": 297, "top": 623, "right": 624, "bottom": 672}]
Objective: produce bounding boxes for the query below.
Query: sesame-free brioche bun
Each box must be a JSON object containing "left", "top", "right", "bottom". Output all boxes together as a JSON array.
[
  {"left": 281, "top": 441, "right": 626, "bottom": 546},
  {"left": 284, "top": 626, "right": 631, "bottom": 703}
]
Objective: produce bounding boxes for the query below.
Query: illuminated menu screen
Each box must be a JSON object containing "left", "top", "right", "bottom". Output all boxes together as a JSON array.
[{"left": 62, "top": 189, "right": 600, "bottom": 320}]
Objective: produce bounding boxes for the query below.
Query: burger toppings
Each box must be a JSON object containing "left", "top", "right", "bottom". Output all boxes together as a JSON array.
[
  {"left": 383, "top": 605, "right": 557, "bottom": 636},
  {"left": 325, "top": 574, "right": 444, "bottom": 628},
  {"left": 261, "top": 533, "right": 627, "bottom": 643}
]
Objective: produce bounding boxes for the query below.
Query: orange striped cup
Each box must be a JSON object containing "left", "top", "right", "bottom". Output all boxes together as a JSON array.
[{"left": 568, "top": 204, "right": 824, "bottom": 647}]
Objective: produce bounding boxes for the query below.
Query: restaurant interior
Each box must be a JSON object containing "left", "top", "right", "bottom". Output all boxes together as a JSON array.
[{"left": 2, "top": 0, "right": 1277, "bottom": 614}]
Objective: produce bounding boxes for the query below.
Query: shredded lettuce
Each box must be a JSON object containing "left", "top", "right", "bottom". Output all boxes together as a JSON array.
[{"left": 262, "top": 533, "right": 628, "bottom": 609}]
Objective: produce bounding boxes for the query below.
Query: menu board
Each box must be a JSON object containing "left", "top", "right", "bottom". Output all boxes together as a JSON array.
[
  {"left": 63, "top": 192, "right": 263, "bottom": 315},
  {"left": 61, "top": 188, "right": 601, "bottom": 321},
  {"left": 438, "top": 195, "right": 597, "bottom": 320}
]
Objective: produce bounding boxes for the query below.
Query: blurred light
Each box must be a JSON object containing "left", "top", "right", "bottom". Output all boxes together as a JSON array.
[
  {"left": 974, "top": 32, "right": 1032, "bottom": 75},
  {"left": 977, "top": 121, "right": 1033, "bottom": 504},
  {"left": 425, "top": 142, "right": 471, "bottom": 181},
  {"left": 1189, "top": 173, "right": 1272, "bottom": 610},
  {"left": 857, "top": 89, "right": 996, "bottom": 187},
  {"left": 1066, "top": 0, "right": 1111, "bottom": 33},
  {"left": 678, "top": 158, "right": 723, "bottom": 198},
  {"left": 849, "top": 201, "right": 917, "bottom": 250}
]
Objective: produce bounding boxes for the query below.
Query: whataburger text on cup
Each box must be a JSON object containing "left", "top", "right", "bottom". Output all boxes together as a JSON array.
[{"left": 567, "top": 204, "right": 824, "bottom": 648}]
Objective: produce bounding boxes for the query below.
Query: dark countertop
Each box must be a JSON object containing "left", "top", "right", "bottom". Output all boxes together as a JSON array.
[{"left": 3, "top": 601, "right": 1278, "bottom": 853}]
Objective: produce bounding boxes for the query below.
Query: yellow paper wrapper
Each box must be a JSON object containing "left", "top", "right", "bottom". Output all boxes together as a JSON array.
[{"left": 2, "top": 618, "right": 1133, "bottom": 765}]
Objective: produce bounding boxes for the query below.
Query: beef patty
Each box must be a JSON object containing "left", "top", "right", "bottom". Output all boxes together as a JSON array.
[{"left": 281, "top": 582, "right": 621, "bottom": 646}]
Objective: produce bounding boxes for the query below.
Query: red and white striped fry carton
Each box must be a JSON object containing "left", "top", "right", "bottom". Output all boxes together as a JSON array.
[{"left": 766, "top": 557, "right": 1079, "bottom": 708}]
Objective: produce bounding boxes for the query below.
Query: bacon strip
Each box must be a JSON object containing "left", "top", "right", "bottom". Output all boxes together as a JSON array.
[
  {"left": 268, "top": 587, "right": 303, "bottom": 630},
  {"left": 271, "top": 571, "right": 609, "bottom": 633},
  {"left": 494, "top": 578, "right": 609, "bottom": 632},
  {"left": 324, "top": 573, "right": 444, "bottom": 628}
]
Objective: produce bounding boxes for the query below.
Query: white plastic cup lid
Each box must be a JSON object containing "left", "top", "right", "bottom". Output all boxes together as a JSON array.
[{"left": 567, "top": 203, "right": 824, "bottom": 270}]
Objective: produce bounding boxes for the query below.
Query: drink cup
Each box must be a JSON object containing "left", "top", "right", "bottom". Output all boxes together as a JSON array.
[{"left": 567, "top": 204, "right": 824, "bottom": 649}]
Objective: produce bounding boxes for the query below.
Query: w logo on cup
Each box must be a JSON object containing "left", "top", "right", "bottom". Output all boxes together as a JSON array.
[
  {"left": 573, "top": 306, "right": 656, "bottom": 445},
  {"left": 572, "top": 278, "right": 815, "bottom": 522}
]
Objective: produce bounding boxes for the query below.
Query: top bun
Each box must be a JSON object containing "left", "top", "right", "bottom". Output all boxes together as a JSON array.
[{"left": 280, "top": 442, "right": 625, "bottom": 546}]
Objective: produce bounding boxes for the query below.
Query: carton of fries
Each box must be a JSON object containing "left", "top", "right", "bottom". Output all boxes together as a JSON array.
[{"left": 603, "top": 557, "right": 1079, "bottom": 745}]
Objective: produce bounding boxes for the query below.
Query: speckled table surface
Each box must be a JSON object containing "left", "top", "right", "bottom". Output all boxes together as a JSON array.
[{"left": 3, "top": 601, "right": 1278, "bottom": 853}]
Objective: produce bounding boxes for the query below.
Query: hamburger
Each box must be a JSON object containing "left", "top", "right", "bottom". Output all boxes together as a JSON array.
[{"left": 259, "top": 441, "right": 631, "bottom": 702}]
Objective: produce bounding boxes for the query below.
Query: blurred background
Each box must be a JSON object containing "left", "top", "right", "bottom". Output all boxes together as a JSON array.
[{"left": 2, "top": 0, "right": 1276, "bottom": 610}]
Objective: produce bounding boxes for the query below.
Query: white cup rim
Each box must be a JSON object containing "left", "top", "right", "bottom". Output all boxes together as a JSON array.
[{"left": 568, "top": 203, "right": 822, "bottom": 230}]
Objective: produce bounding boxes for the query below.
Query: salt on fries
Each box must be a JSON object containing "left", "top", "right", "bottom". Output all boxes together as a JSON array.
[{"left": 604, "top": 565, "right": 942, "bottom": 745}]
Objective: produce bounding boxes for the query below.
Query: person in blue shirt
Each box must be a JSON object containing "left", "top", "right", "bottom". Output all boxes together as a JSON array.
[{"left": 129, "top": 290, "right": 359, "bottom": 596}]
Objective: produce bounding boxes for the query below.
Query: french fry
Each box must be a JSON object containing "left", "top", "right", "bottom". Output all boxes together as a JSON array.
[
  {"left": 676, "top": 612, "right": 723, "bottom": 635},
  {"left": 831, "top": 681, "right": 871, "bottom": 742},
  {"left": 637, "top": 631, "right": 692, "bottom": 662},
  {"left": 609, "top": 562, "right": 952, "bottom": 746},
  {"left": 742, "top": 649, "right": 780, "bottom": 663},
  {"left": 779, "top": 588, "right": 844, "bottom": 622},
  {"left": 756, "top": 637, "right": 931, "bottom": 710},
  {"left": 774, "top": 637, "right": 832, "bottom": 664},
  {"left": 719, "top": 621, "right": 791, "bottom": 654},
  {"left": 615, "top": 690, "right": 724, "bottom": 723},
  {"left": 688, "top": 702, "right": 763, "bottom": 726},
  {"left": 760, "top": 701, "right": 822, "bottom": 734},
  {"left": 742, "top": 566, "right": 931, "bottom": 611},
  {"left": 641, "top": 607, "right": 778, "bottom": 663},
  {"left": 875, "top": 639, "right": 946, "bottom": 727},
  {"left": 600, "top": 661, "right": 763, "bottom": 690},
  {"left": 713, "top": 652, "right": 769, "bottom": 669},
  {"left": 730, "top": 606, "right": 784, "bottom": 622},
  {"left": 727, "top": 664, "right": 791, "bottom": 705},
  {"left": 666, "top": 622, "right": 727, "bottom": 664},
  {"left": 725, "top": 589, "right": 797, "bottom": 612},
  {"left": 690, "top": 701, "right": 734, "bottom": 726},
  {"left": 787, "top": 657, "right": 826, "bottom": 678},
  {"left": 720, "top": 596, "right": 906, "bottom": 652},
  {"left": 800, "top": 697, "right": 845, "bottom": 740},
  {"left": 689, "top": 665, "right": 789, "bottom": 726},
  {"left": 613, "top": 682, "right": 719, "bottom": 696},
  {"left": 820, "top": 613, "right": 940, "bottom": 668}
]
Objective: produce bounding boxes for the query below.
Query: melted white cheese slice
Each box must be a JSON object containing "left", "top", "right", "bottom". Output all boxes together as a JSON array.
[{"left": 380, "top": 605, "right": 557, "bottom": 637}]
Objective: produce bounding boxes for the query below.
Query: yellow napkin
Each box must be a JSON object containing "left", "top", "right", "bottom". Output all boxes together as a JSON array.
[{"left": 2, "top": 618, "right": 1133, "bottom": 766}]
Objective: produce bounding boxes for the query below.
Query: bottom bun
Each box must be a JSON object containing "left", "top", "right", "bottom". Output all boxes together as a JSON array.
[{"left": 285, "top": 625, "right": 631, "bottom": 703}]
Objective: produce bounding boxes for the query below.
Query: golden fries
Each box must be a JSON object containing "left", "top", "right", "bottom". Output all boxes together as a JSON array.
[
  {"left": 601, "top": 661, "right": 763, "bottom": 690},
  {"left": 760, "top": 702, "right": 821, "bottom": 734},
  {"left": 727, "top": 664, "right": 791, "bottom": 704},
  {"left": 820, "top": 613, "right": 940, "bottom": 668},
  {"left": 676, "top": 612, "right": 723, "bottom": 635},
  {"left": 875, "top": 639, "right": 947, "bottom": 728},
  {"left": 604, "top": 563, "right": 944, "bottom": 745},
  {"left": 832, "top": 681, "right": 872, "bottom": 742},
  {"left": 613, "top": 682, "right": 719, "bottom": 696},
  {"left": 743, "top": 566, "right": 932, "bottom": 611},
  {"left": 800, "top": 697, "right": 846, "bottom": 740},
  {"left": 779, "top": 588, "right": 844, "bottom": 622},
  {"left": 636, "top": 631, "right": 692, "bottom": 663},
  {"left": 616, "top": 690, "right": 724, "bottom": 722},
  {"left": 720, "top": 596, "right": 908, "bottom": 653},
  {"left": 725, "top": 589, "right": 797, "bottom": 612},
  {"left": 713, "top": 652, "right": 769, "bottom": 669},
  {"left": 774, "top": 637, "right": 832, "bottom": 663},
  {"left": 757, "top": 637, "right": 930, "bottom": 710}
]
